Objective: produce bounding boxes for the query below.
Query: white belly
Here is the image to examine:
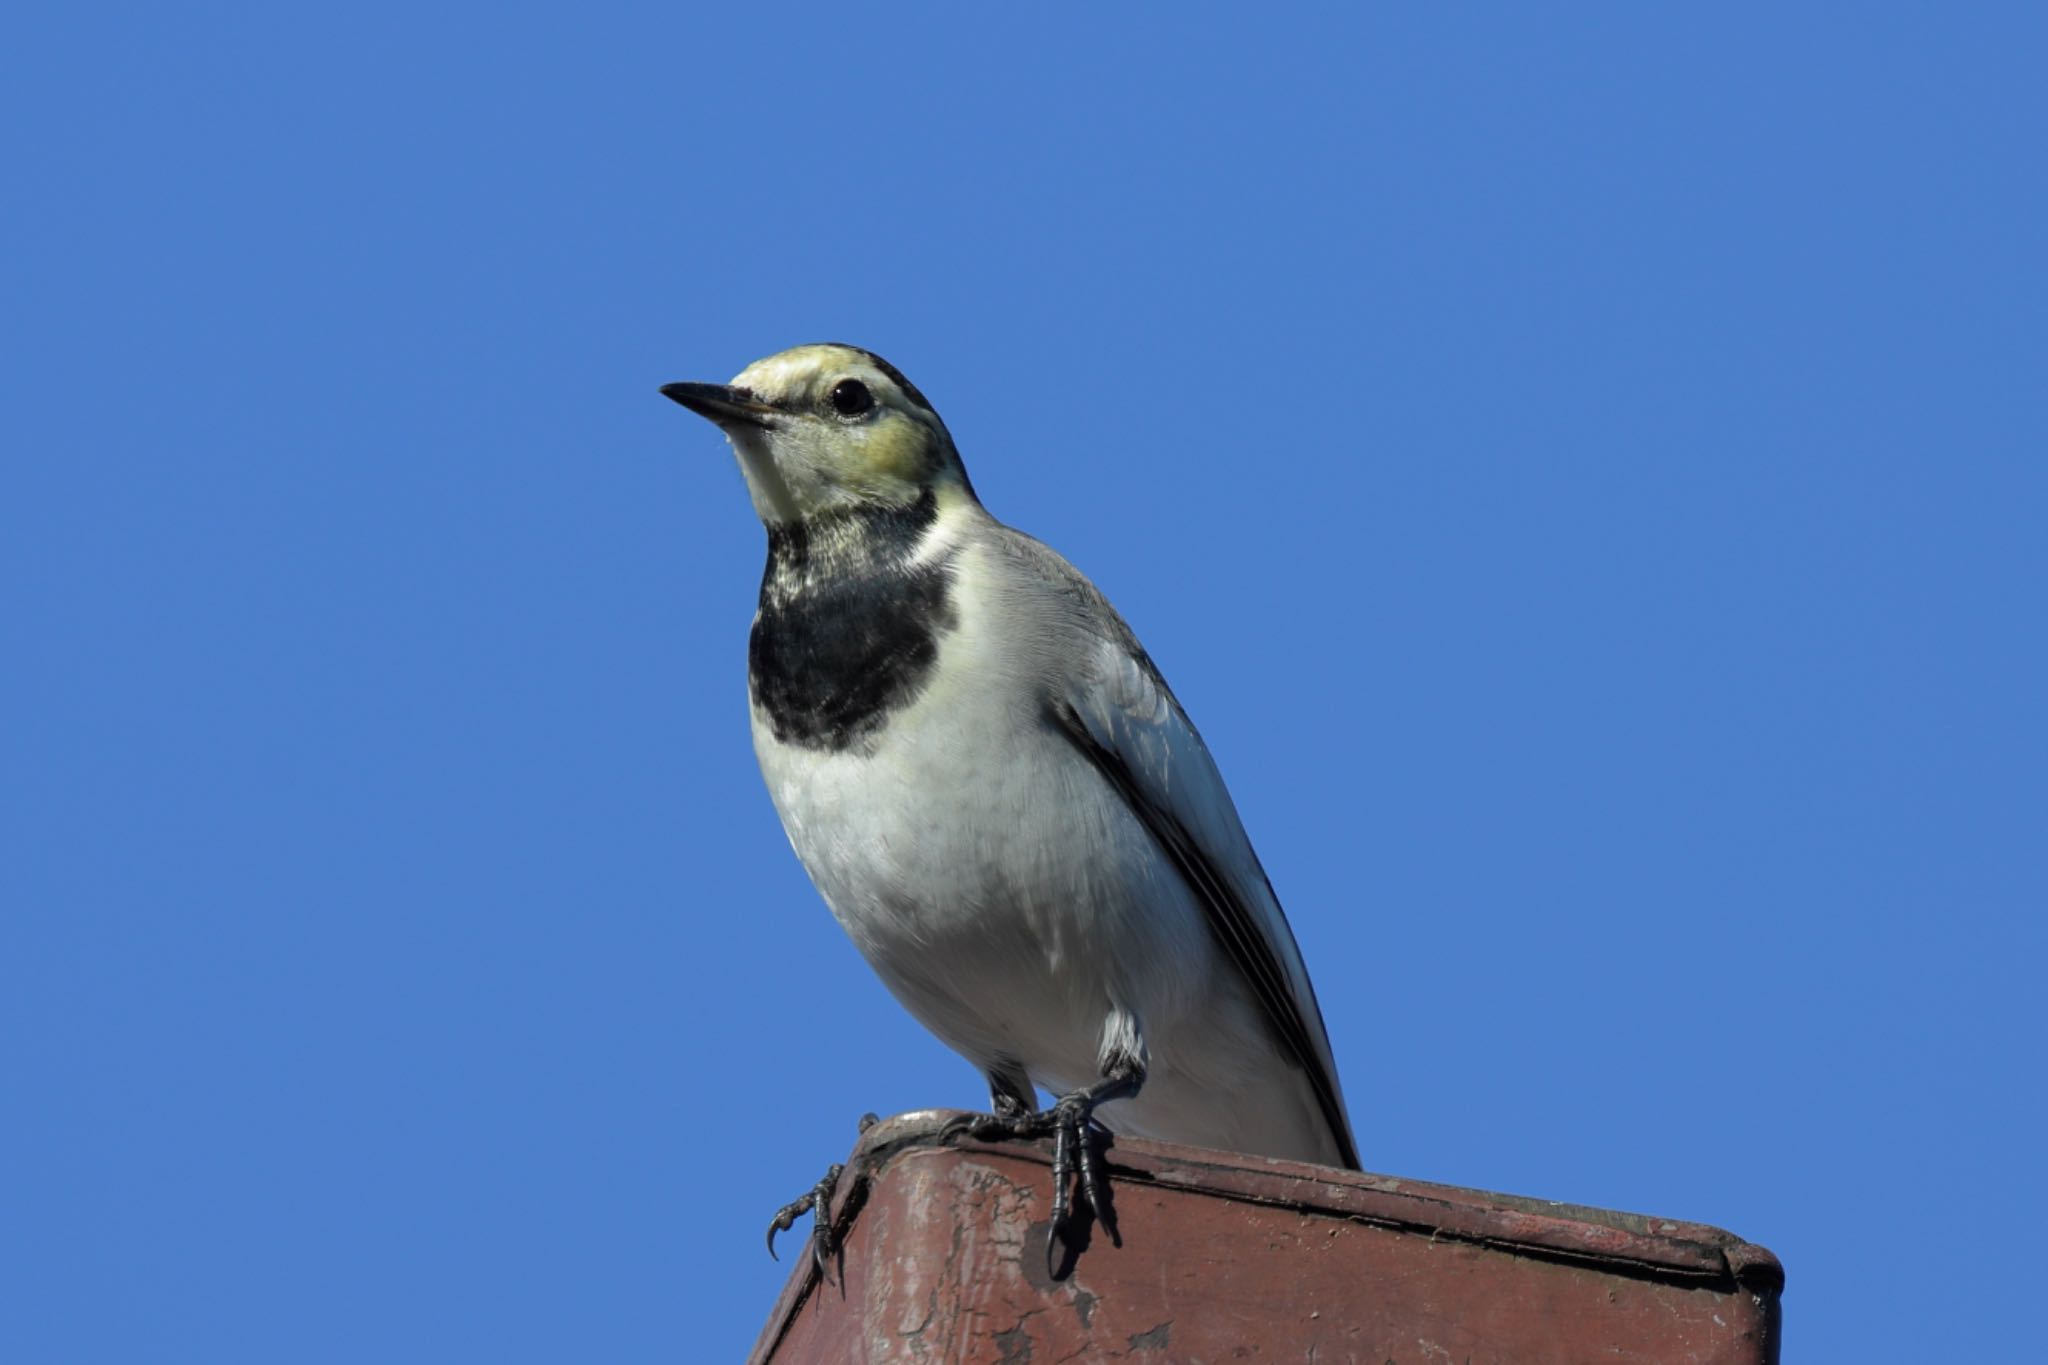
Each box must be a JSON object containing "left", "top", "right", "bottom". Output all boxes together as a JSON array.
[{"left": 752, "top": 667, "right": 1212, "bottom": 1091}]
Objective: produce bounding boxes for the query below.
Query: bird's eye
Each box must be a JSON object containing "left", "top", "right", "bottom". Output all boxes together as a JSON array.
[{"left": 828, "top": 379, "right": 873, "bottom": 417}]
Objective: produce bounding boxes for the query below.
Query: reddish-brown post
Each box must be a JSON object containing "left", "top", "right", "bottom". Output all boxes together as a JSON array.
[{"left": 749, "top": 1111, "right": 1782, "bottom": 1364}]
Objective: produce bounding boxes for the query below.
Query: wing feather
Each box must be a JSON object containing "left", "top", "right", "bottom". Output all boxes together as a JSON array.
[{"left": 1051, "top": 636, "right": 1360, "bottom": 1169}]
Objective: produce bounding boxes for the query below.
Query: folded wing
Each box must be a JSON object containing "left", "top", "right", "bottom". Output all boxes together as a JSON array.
[{"left": 1050, "top": 634, "right": 1360, "bottom": 1169}]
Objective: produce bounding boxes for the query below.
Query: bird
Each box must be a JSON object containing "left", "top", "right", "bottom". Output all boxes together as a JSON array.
[{"left": 661, "top": 343, "right": 1357, "bottom": 1260}]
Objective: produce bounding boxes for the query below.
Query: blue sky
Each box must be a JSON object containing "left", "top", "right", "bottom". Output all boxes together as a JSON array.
[{"left": 5, "top": 5, "right": 2042, "bottom": 1360}]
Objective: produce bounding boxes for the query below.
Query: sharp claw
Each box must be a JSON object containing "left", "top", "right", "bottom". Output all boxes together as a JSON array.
[
  {"left": 1078, "top": 1131, "right": 1116, "bottom": 1239},
  {"left": 764, "top": 1163, "right": 845, "bottom": 1274},
  {"left": 766, "top": 1203, "right": 798, "bottom": 1261}
]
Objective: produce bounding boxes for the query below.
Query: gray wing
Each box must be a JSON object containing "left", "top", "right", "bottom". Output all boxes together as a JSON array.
[{"left": 1000, "top": 531, "right": 1360, "bottom": 1168}]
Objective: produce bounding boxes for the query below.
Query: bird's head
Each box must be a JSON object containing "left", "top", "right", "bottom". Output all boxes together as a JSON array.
[{"left": 662, "top": 344, "right": 972, "bottom": 525}]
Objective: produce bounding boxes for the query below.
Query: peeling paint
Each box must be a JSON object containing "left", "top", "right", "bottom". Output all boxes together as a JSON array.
[
  {"left": 1126, "top": 1320, "right": 1171, "bottom": 1351},
  {"left": 991, "top": 1321, "right": 1035, "bottom": 1364}
]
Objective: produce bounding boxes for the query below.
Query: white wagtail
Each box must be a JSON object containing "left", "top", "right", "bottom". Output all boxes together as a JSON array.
[{"left": 662, "top": 344, "right": 1357, "bottom": 1260}]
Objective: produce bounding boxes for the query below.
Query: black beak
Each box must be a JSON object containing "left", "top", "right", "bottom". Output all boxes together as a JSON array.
[{"left": 659, "top": 382, "right": 783, "bottom": 430}]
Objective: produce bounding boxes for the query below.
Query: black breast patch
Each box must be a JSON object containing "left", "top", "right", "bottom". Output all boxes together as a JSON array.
[{"left": 749, "top": 493, "right": 959, "bottom": 752}]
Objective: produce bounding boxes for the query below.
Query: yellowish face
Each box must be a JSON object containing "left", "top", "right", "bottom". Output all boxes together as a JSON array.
[{"left": 705, "top": 344, "right": 965, "bottom": 524}]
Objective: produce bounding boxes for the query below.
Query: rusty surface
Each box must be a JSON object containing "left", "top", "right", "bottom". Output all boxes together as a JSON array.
[{"left": 750, "top": 1110, "right": 1783, "bottom": 1365}]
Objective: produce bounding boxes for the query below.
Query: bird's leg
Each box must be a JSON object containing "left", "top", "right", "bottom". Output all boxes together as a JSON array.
[
  {"left": 986, "top": 1063, "right": 1037, "bottom": 1121},
  {"left": 764, "top": 1113, "right": 878, "bottom": 1283}
]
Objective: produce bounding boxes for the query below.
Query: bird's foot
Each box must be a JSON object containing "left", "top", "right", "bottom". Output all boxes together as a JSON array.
[
  {"left": 1042, "top": 1089, "right": 1119, "bottom": 1247},
  {"left": 940, "top": 1087, "right": 1034, "bottom": 1142},
  {"left": 943, "top": 1087, "right": 1123, "bottom": 1258},
  {"left": 765, "top": 1163, "right": 844, "bottom": 1281},
  {"left": 764, "top": 1114, "right": 879, "bottom": 1284}
]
